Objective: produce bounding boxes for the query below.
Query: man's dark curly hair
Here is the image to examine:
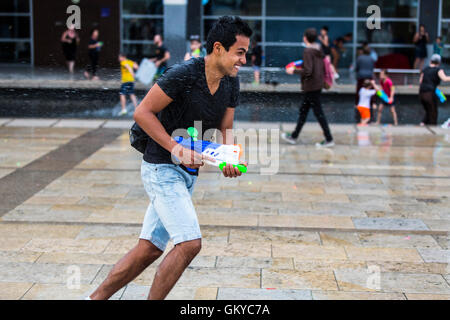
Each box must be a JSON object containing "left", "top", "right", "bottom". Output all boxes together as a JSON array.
[{"left": 206, "top": 16, "right": 253, "bottom": 54}]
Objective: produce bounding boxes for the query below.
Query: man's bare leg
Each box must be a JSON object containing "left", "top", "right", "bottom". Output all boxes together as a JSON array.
[
  {"left": 90, "top": 239, "right": 163, "bottom": 300},
  {"left": 148, "top": 239, "right": 201, "bottom": 300}
]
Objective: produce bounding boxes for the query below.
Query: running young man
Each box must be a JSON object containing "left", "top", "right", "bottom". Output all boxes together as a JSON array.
[{"left": 88, "top": 16, "right": 252, "bottom": 300}]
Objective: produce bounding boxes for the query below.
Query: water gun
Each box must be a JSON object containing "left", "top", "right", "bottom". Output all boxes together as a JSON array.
[
  {"left": 192, "top": 49, "right": 201, "bottom": 57},
  {"left": 285, "top": 60, "right": 303, "bottom": 70},
  {"left": 376, "top": 90, "right": 392, "bottom": 104},
  {"left": 435, "top": 88, "right": 447, "bottom": 103},
  {"left": 174, "top": 127, "right": 247, "bottom": 174}
]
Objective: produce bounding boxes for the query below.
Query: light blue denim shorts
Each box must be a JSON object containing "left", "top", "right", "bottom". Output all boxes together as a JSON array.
[{"left": 139, "top": 161, "right": 201, "bottom": 251}]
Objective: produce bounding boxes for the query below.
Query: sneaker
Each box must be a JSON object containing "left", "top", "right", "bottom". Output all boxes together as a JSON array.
[
  {"left": 118, "top": 109, "right": 128, "bottom": 116},
  {"left": 316, "top": 140, "right": 335, "bottom": 148},
  {"left": 281, "top": 132, "right": 297, "bottom": 145}
]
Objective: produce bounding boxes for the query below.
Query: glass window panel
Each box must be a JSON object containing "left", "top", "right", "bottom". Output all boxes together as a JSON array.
[
  {"left": 358, "top": 0, "right": 418, "bottom": 18},
  {"left": 0, "top": 17, "right": 30, "bottom": 38},
  {"left": 266, "top": 0, "right": 353, "bottom": 17},
  {"left": 203, "top": 19, "right": 261, "bottom": 42},
  {"left": 357, "top": 21, "right": 416, "bottom": 44},
  {"left": 442, "top": 21, "right": 450, "bottom": 44},
  {"left": 122, "top": 18, "right": 163, "bottom": 40},
  {"left": 122, "top": 0, "right": 163, "bottom": 15},
  {"left": 0, "top": 41, "right": 30, "bottom": 63},
  {"left": 0, "top": 0, "right": 30, "bottom": 13},
  {"left": 443, "top": 0, "right": 450, "bottom": 18},
  {"left": 264, "top": 46, "right": 304, "bottom": 67},
  {"left": 203, "top": 0, "right": 261, "bottom": 16},
  {"left": 368, "top": 47, "right": 415, "bottom": 69},
  {"left": 266, "top": 21, "right": 353, "bottom": 43},
  {"left": 123, "top": 43, "right": 157, "bottom": 61}
]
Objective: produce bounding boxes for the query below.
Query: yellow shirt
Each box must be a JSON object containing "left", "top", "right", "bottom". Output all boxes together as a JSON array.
[{"left": 120, "top": 59, "right": 135, "bottom": 83}]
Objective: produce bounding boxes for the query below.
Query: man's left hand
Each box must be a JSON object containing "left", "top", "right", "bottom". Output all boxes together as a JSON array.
[{"left": 221, "top": 161, "right": 247, "bottom": 178}]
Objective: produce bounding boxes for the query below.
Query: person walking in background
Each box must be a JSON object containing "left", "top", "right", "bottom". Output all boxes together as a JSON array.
[
  {"left": 149, "top": 34, "right": 170, "bottom": 81},
  {"left": 433, "top": 37, "right": 443, "bottom": 56},
  {"left": 282, "top": 28, "right": 334, "bottom": 147},
  {"left": 84, "top": 29, "right": 103, "bottom": 81},
  {"left": 419, "top": 54, "right": 450, "bottom": 126},
  {"left": 375, "top": 69, "right": 398, "bottom": 126},
  {"left": 413, "top": 24, "right": 429, "bottom": 70},
  {"left": 319, "top": 26, "right": 339, "bottom": 80},
  {"left": 117, "top": 53, "right": 139, "bottom": 116},
  {"left": 355, "top": 44, "right": 375, "bottom": 122},
  {"left": 60, "top": 24, "right": 80, "bottom": 74},
  {"left": 184, "top": 34, "right": 206, "bottom": 61},
  {"left": 250, "top": 35, "right": 262, "bottom": 85}
]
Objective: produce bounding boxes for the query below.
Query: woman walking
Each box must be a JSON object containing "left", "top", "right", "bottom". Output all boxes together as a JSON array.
[{"left": 61, "top": 25, "right": 80, "bottom": 74}]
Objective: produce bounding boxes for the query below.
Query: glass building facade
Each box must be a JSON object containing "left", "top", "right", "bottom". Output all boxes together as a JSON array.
[
  {"left": 0, "top": 0, "right": 33, "bottom": 64},
  {"left": 1, "top": 0, "right": 448, "bottom": 70}
]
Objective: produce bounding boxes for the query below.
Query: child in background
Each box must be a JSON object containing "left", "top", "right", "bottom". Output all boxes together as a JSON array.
[
  {"left": 184, "top": 34, "right": 206, "bottom": 61},
  {"left": 357, "top": 79, "right": 380, "bottom": 126},
  {"left": 376, "top": 69, "right": 398, "bottom": 125},
  {"left": 118, "top": 53, "right": 139, "bottom": 116},
  {"left": 433, "top": 37, "right": 443, "bottom": 56}
]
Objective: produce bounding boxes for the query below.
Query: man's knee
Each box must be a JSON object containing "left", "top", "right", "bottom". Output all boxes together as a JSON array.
[
  {"left": 137, "top": 239, "right": 164, "bottom": 263},
  {"left": 176, "top": 239, "right": 202, "bottom": 261}
]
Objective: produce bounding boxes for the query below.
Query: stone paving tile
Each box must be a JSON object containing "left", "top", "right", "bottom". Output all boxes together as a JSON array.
[
  {"left": 423, "top": 219, "right": 450, "bottom": 232},
  {"left": 174, "top": 267, "right": 261, "bottom": 288},
  {"left": 345, "top": 247, "right": 424, "bottom": 263},
  {"left": 121, "top": 283, "right": 217, "bottom": 300},
  {"left": 0, "top": 251, "right": 42, "bottom": 263},
  {"left": 371, "top": 262, "right": 448, "bottom": 274},
  {"left": 198, "top": 213, "right": 258, "bottom": 227},
  {"left": 200, "top": 242, "right": 272, "bottom": 258},
  {"left": 229, "top": 229, "right": 321, "bottom": 245},
  {"left": 0, "top": 223, "right": 83, "bottom": 239},
  {"left": 217, "top": 287, "right": 312, "bottom": 300},
  {"left": 54, "top": 119, "right": 106, "bottom": 128},
  {"left": 0, "top": 262, "right": 102, "bottom": 284},
  {"left": 102, "top": 120, "right": 134, "bottom": 129},
  {"left": 23, "top": 238, "right": 111, "bottom": 254},
  {"left": 405, "top": 293, "right": 450, "bottom": 300},
  {"left": 312, "top": 291, "right": 406, "bottom": 300},
  {"left": 262, "top": 268, "right": 338, "bottom": 291},
  {"left": 203, "top": 190, "right": 282, "bottom": 202},
  {"left": 216, "top": 257, "right": 293, "bottom": 269},
  {"left": 22, "top": 284, "right": 124, "bottom": 300},
  {"left": 434, "top": 235, "right": 449, "bottom": 249},
  {"left": 417, "top": 249, "right": 450, "bottom": 264},
  {"left": 294, "top": 260, "right": 367, "bottom": 272},
  {"left": 198, "top": 227, "right": 229, "bottom": 242},
  {"left": 35, "top": 252, "right": 124, "bottom": 265},
  {"left": 365, "top": 210, "right": 442, "bottom": 220},
  {"left": 0, "top": 118, "right": 12, "bottom": 126},
  {"left": 6, "top": 119, "right": 59, "bottom": 127},
  {"left": 319, "top": 232, "right": 362, "bottom": 247},
  {"left": 85, "top": 209, "right": 145, "bottom": 224},
  {"left": 352, "top": 218, "right": 429, "bottom": 231},
  {"left": 103, "top": 239, "right": 137, "bottom": 255},
  {"left": 334, "top": 270, "right": 450, "bottom": 294},
  {"left": 231, "top": 200, "right": 311, "bottom": 211},
  {"left": 313, "top": 202, "right": 392, "bottom": 213},
  {"left": 272, "top": 244, "right": 347, "bottom": 260},
  {"left": 0, "top": 282, "right": 33, "bottom": 299},
  {"left": 260, "top": 215, "right": 355, "bottom": 229},
  {"left": 279, "top": 207, "right": 367, "bottom": 217},
  {"left": 75, "top": 225, "right": 141, "bottom": 240},
  {"left": 358, "top": 233, "right": 441, "bottom": 249},
  {"left": 281, "top": 193, "right": 350, "bottom": 203},
  {"left": 0, "top": 238, "right": 31, "bottom": 251},
  {"left": 0, "top": 168, "right": 14, "bottom": 179}
]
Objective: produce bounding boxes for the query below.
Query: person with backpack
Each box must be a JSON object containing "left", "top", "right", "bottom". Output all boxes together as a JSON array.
[{"left": 281, "top": 28, "right": 334, "bottom": 147}]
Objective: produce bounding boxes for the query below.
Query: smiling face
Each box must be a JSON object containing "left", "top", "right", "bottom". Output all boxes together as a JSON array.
[{"left": 215, "top": 35, "right": 249, "bottom": 77}]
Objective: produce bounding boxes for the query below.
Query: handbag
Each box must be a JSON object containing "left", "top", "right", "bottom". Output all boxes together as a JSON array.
[{"left": 129, "top": 122, "right": 148, "bottom": 154}]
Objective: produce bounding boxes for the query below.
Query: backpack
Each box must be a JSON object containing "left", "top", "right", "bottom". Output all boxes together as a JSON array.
[{"left": 323, "top": 56, "right": 334, "bottom": 90}]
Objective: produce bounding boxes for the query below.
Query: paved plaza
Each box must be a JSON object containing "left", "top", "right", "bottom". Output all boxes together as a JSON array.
[{"left": 0, "top": 118, "right": 449, "bottom": 300}]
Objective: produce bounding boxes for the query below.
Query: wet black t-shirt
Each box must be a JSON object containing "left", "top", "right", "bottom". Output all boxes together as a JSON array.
[
  {"left": 420, "top": 66, "right": 442, "bottom": 93},
  {"left": 153, "top": 45, "right": 168, "bottom": 68},
  {"left": 143, "top": 57, "right": 240, "bottom": 175}
]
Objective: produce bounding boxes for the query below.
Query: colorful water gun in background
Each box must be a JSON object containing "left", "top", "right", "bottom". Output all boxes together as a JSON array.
[
  {"left": 376, "top": 90, "right": 393, "bottom": 104},
  {"left": 174, "top": 127, "right": 247, "bottom": 174},
  {"left": 435, "top": 88, "right": 447, "bottom": 103},
  {"left": 285, "top": 59, "right": 303, "bottom": 70}
]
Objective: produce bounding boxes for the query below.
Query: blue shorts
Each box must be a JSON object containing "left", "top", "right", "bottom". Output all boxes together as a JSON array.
[
  {"left": 120, "top": 82, "right": 135, "bottom": 96},
  {"left": 139, "top": 161, "right": 200, "bottom": 251}
]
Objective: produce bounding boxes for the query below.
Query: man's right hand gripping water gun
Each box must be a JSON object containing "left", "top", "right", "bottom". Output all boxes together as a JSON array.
[{"left": 173, "top": 127, "right": 247, "bottom": 174}]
